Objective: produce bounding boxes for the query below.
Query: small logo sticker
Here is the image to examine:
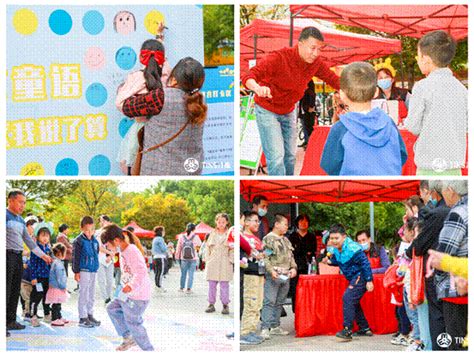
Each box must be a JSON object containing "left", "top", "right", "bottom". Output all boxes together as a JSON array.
[
  {"left": 437, "top": 333, "right": 452, "bottom": 348},
  {"left": 184, "top": 158, "right": 200, "bottom": 173}
]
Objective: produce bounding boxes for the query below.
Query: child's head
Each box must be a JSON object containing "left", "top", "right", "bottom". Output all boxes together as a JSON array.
[
  {"left": 168, "top": 57, "right": 208, "bottom": 125},
  {"left": 403, "top": 195, "right": 424, "bottom": 219},
  {"left": 153, "top": 226, "right": 165, "bottom": 236},
  {"left": 52, "top": 243, "right": 66, "bottom": 260},
  {"left": 272, "top": 213, "right": 288, "bottom": 236},
  {"left": 215, "top": 213, "right": 230, "bottom": 230},
  {"left": 417, "top": 30, "right": 457, "bottom": 74},
  {"left": 58, "top": 223, "right": 69, "bottom": 235},
  {"left": 101, "top": 224, "right": 138, "bottom": 250},
  {"left": 140, "top": 39, "right": 165, "bottom": 92},
  {"left": 340, "top": 62, "right": 377, "bottom": 105},
  {"left": 243, "top": 211, "right": 260, "bottom": 234},
  {"left": 80, "top": 216, "right": 95, "bottom": 238},
  {"left": 33, "top": 222, "right": 53, "bottom": 245},
  {"left": 404, "top": 217, "right": 419, "bottom": 243},
  {"left": 328, "top": 223, "right": 346, "bottom": 249}
]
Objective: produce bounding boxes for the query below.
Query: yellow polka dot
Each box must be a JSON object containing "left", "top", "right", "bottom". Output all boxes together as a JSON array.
[
  {"left": 20, "top": 162, "right": 45, "bottom": 176},
  {"left": 13, "top": 8, "right": 39, "bottom": 35},
  {"left": 144, "top": 10, "right": 165, "bottom": 35}
]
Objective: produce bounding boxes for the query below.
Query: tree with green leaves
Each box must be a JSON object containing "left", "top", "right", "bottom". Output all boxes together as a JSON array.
[{"left": 203, "top": 5, "right": 234, "bottom": 61}]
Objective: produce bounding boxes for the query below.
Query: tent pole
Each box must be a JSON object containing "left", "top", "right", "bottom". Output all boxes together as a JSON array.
[
  {"left": 290, "top": 15, "right": 294, "bottom": 47},
  {"left": 398, "top": 51, "right": 405, "bottom": 89},
  {"left": 369, "top": 202, "right": 375, "bottom": 242},
  {"left": 253, "top": 34, "right": 258, "bottom": 60}
]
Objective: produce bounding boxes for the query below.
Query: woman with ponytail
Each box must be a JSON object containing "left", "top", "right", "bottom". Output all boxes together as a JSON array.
[
  {"left": 116, "top": 24, "right": 170, "bottom": 175},
  {"left": 100, "top": 224, "right": 153, "bottom": 351},
  {"left": 122, "top": 57, "right": 208, "bottom": 175}
]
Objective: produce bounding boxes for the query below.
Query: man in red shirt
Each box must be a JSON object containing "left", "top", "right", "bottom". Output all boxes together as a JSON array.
[{"left": 242, "top": 27, "right": 340, "bottom": 175}]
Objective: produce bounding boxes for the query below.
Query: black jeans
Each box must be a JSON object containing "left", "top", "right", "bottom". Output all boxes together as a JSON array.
[
  {"left": 300, "top": 112, "right": 316, "bottom": 144},
  {"left": 426, "top": 276, "right": 446, "bottom": 350},
  {"left": 442, "top": 301, "right": 468, "bottom": 350},
  {"left": 153, "top": 258, "right": 166, "bottom": 288},
  {"left": 6, "top": 250, "right": 23, "bottom": 325},
  {"left": 396, "top": 304, "right": 411, "bottom": 335},
  {"left": 63, "top": 260, "right": 69, "bottom": 277},
  {"left": 29, "top": 278, "right": 50, "bottom": 317},
  {"left": 51, "top": 304, "right": 62, "bottom": 321}
]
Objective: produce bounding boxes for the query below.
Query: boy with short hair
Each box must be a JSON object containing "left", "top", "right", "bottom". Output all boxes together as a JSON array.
[
  {"left": 320, "top": 62, "right": 407, "bottom": 175},
  {"left": 72, "top": 216, "right": 100, "bottom": 328},
  {"left": 260, "top": 214, "right": 297, "bottom": 339},
  {"left": 405, "top": 30, "right": 467, "bottom": 175},
  {"left": 322, "top": 224, "right": 374, "bottom": 342}
]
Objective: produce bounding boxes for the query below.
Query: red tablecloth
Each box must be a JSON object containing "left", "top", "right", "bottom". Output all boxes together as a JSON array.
[
  {"left": 295, "top": 274, "right": 398, "bottom": 337},
  {"left": 300, "top": 126, "right": 468, "bottom": 176}
]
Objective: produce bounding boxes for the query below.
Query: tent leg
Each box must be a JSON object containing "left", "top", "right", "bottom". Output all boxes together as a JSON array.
[
  {"left": 398, "top": 51, "right": 405, "bottom": 89},
  {"left": 369, "top": 202, "right": 375, "bottom": 242},
  {"left": 290, "top": 15, "right": 294, "bottom": 47}
]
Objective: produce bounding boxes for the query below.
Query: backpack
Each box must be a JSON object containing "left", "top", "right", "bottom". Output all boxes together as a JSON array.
[{"left": 182, "top": 234, "right": 196, "bottom": 260}]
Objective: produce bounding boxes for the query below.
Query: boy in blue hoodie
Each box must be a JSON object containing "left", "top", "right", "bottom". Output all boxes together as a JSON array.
[
  {"left": 320, "top": 62, "right": 407, "bottom": 175},
  {"left": 72, "top": 216, "right": 100, "bottom": 328},
  {"left": 322, "top": 224, "right": 374, "bottom": 341}
]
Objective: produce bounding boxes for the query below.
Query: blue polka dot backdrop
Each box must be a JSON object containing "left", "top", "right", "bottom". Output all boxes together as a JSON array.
[
  {"left": 89, "top": 154, "right": 111, "bottom": 175},
  {"left": 49, "top": 9, "right": 73, "bottom": 35},
  {"left": 55, "top": 158, "right": 79, "bottom": 175},
  {"left": 119, "top": 117, "right": 134, "bottom": 138},
  {"left": 7, "top": 5, "right": 233, "bottom": 176},
  {"left": 115, "top": 46, "right": 137, "bottom": 70},
  {"left": 82, "top": 10, "right": 104, "bottom": 35},
  {"left": 86, "top": 83, "right": 108, "bottom": 107}
]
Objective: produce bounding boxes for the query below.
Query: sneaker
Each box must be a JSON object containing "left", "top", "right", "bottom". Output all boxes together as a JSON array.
[
  {"left": 178, "top": 288, "right": 184, "bottom": 292},
  {"left": 240, "top": 334, "right": 263, "bottom": 345},
  {"left": 105, "top": 298, "right": 111, "bottom": 304},
  {"left": 260, "top": 328, "right": 271, "bottom": 340},
  {"left": 392, "top": 332, "right": 401, "bottom": 339},
  {"left": 391, "top": 334, "right": 409, "bottom": 346},
  {"left": 23, "top": 313, "right": 32, "bottom": 322},
  {"left": 7, "top": 321, "right": 26, "bottom": 330},
  {"left": 248, "top": 332, "right": 264, "bottom": 342},
  {"left": 270, "top": 326, "right": 289, "bottom": 336},
  {"left": 185, "top": 288, "right": 192, "bottom": 294},
  {"left": 335, "top": 327, "right": 353, "bottom": 342},
  {"left": 44, "top": 314, "right": 52, "bottom": 323},
  {"left": 116, "top": 337, "right": 137, "bottom": 351},
  {"left": 31, "top": 316, "right": 40, "bottom": 327},
  {"left": 205, "top": 304, "right": 216, "bottom": 313},
  {"left": 353, "top": 328, "right": 373, "bottom": 336},
  {"left": 51, "top": 319, "right": 65, "bottom": 326},
  {"left": 406, "top": 342, "right": 425, "bottom": 351},
  {"left": 78, "top": 318, "right": 94, "bottom": 328},
  {"left": 222, "top": 305, "right": 230, "bottom": 315},
  {"left": 88, "top": 315, "right": 101, "bottom": 327},
  {"left": 61, "top": 318, "right": 70, "bottom": 324}
]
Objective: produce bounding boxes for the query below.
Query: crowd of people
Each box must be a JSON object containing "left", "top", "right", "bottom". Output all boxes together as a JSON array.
[
  {"left": 6, "top": 188, "right": 233, "bottom": 351},
  {"left": 239, "top": 180, "right": 468, "bottom": 350},
  {"left": 243, "top": 26, "right": 467, "bottom": 176}
]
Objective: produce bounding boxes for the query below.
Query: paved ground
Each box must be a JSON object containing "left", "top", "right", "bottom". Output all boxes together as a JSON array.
[
  {"left": 7, "top": 266, "right": 234, "bottom": 352},
  {"left": 240, "top": 304, "right": 400, "bottom": 352}
]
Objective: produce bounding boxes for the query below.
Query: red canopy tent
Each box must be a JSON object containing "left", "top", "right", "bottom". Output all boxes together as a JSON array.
[
  {"left": 289, "top": 5, "right": 468, "bottom": 40},
  {"left": 240, "top": 18, "right": 402, "bottom": 77},
  {"left": 175, "top": 221, "right": 214, "bottom": 241},
  {"left": 124, "top": 221, "right": 155, "bottom": 239},
  {"left": 241, "top": 179, "right": 420, "bottom": 204}
]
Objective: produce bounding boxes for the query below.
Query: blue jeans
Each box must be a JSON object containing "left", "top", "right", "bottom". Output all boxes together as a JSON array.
[
  {"left": 403, "top": 289, "right": 420, "bottom": 340},
  {"left": 417, "top": 302, "right": 432, "bottom": 350},
  {"left": 396, "top": 304, "right": 411, "bottom": 335},
  {"left": 107, "top": 298, "right": 154, "bottom": 351},
  {"left": 342, "top": 277, "right": 369, "bottom": 330},
  {"left": 255, "top": 104, "right": 297, "bottom": 176},
  {"left": 180, "top": 260, "right": 197, "bottom": 289},
  {"left": 261, "top": 275, "right": 290, "bottom": 329}
]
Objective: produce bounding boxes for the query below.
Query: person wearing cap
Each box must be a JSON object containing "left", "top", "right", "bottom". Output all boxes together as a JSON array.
[
  {"left": 242, "top": 26, "right": 340, "bottom": 176},
  {"left": 28, "top": 222, "right": 54, "bottom": 326},
  {"left": 6, "top": 190, "right": 52, "bottom": 336},
  {"left": 175, "top": 223, "right": 202, "bottom": 293},
  {"left": 56, "top": 223, "right": 73, "bottom": 277}
]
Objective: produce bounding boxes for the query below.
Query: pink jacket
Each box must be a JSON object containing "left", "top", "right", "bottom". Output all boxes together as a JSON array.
[{"left": 120, "top": 243, "right": 151, "bottom": 301}]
